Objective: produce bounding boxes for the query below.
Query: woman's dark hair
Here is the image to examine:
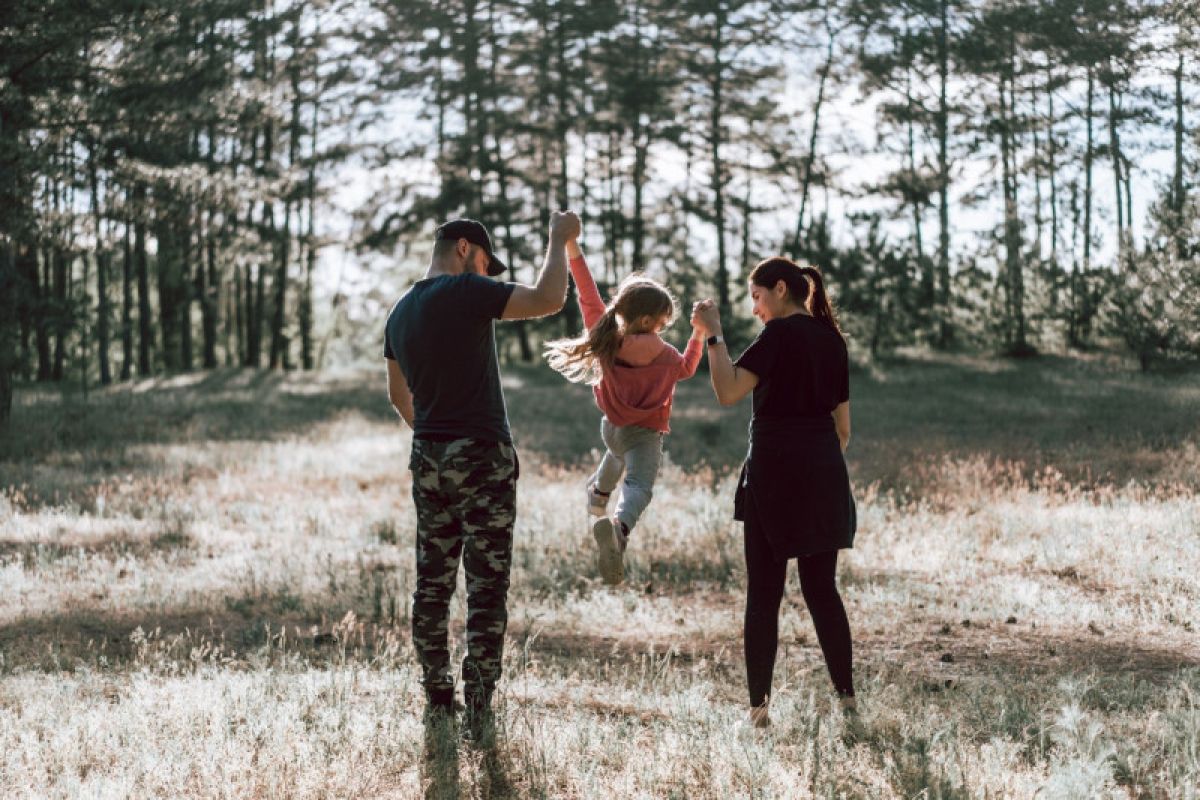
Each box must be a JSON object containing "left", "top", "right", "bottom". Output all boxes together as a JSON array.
[{"left": 748, "top": 257, "right": 842, "bottom": 336}]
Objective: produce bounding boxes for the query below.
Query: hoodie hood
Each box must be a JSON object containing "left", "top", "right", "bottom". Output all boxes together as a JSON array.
[{"left": 616, "top": 332, "right": 667, "bottom": 366}]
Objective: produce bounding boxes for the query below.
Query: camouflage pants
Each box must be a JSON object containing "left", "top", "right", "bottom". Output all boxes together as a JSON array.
[{"left": 409, "top": 437, "right": 518, "bottom": 703}]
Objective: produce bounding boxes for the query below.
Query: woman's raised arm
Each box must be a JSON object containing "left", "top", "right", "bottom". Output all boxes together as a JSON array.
[{"left": 692, "top": 300, "right": 758, "bottom": 406}]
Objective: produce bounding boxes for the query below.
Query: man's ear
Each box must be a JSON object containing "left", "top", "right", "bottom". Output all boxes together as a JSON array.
[{"left": 456, "top": 238, "right": 470, "bottom": 260}]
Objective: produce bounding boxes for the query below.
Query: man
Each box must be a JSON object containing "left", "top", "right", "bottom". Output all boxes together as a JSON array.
[{"left": 384, "top": 212, "right": 581, "bottom": 735}]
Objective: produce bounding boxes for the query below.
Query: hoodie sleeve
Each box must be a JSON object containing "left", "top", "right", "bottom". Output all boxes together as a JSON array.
[
  {"left": 677, "top": 336, "right": 703, "bottom": 380},
  {"left": 568, "top": 255, "right": 607, "bottom": 331}
]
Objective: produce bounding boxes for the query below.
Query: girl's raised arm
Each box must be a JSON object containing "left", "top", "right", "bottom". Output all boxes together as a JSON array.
[{"left": 567, "top": 240, "right": 607, "bottom": 330}]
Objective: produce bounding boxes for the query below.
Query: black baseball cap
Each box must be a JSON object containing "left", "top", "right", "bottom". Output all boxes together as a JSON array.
[{"left": 436, "top": 218, "right": 507, "bottom": 276}]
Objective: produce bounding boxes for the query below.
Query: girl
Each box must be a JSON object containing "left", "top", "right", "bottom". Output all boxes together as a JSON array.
[
  {"left": 545, "top": 240, "right": 703, "bottom": 585},
  {"left": 692, "top": 258, "right": 856, "bottom": 728}
]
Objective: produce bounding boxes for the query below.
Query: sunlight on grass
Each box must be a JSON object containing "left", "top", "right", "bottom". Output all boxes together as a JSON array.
[{"left": 1, "top": 357, "right": 1198, "bottom": 796}]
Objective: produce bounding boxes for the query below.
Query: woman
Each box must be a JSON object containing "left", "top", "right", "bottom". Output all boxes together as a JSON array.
[{"left": 691, "top": 257, "right": 856, "bottom": 728}]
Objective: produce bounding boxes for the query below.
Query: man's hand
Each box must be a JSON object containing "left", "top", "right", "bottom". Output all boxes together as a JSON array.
[{"left": 550, "top": 210, "right": 582, "bottom": 243}]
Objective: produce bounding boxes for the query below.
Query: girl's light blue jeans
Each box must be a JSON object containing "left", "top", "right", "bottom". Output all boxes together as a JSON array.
[{"left": 591, "top": 417, "right": 663, "bottom": 534}]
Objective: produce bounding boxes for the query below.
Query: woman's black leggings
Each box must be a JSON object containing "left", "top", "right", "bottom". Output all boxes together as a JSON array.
[{"left": 743, "top": 516, "right": 854, "bottom": 707}]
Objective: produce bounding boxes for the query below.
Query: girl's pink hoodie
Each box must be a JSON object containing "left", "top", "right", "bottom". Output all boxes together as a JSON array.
[{"left": 569, "top": 255, "right": 702, "bottom": 433}]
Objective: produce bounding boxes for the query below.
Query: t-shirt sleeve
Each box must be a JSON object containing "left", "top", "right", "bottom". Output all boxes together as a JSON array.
[
  {"left": 837, "top": 345, "right": 850, "bottom": 403},
  {"left": 383, "top": 302, "right": 397, "bottom": 359},
  {"left": 462, "top": 274, "right": 517, "bottom": 320},
  {"left": 734, "top": 323, "right": 780, "bottom": 379}
]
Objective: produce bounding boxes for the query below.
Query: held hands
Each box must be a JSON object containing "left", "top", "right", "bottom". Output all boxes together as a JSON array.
[
  {"left": 691, "top": 299, "right": 721, "bottom": 338},
  {"left": 549, "top": 210, "right": 582, "bottom": 244}
]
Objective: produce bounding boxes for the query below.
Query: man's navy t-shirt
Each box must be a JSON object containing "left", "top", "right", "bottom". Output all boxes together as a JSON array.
[{"left": 384, "top": 273, "right": 516, "bottom": 443}]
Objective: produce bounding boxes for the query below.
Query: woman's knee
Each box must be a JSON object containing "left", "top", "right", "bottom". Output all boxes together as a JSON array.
[{"left": 797, "top": 553, "right": 840, "bottom": 602}]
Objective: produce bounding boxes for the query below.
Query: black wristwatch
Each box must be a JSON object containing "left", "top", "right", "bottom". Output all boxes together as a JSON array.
[{"left": 706, "top": 334, "right": 725, "bottom": 347}]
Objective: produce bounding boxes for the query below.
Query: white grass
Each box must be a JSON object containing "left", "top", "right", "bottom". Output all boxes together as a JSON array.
[{"left": 2, "top": 360, "right": 1199, "bottom": 797}]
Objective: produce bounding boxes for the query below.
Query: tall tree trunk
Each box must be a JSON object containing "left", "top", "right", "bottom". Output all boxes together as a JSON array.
[
  {"left": 243, "top": 263, "right": 255, "bottom": 367},
  {"left": 79, "top": 233, "right": 90, "bottom": 398},
  {"left": 740, "top": 184, "right": 752, "bottom": 279},
  {"left": 87, "top": 139, "right": 111, "bottom": 385},
  {"left": 1123, "top": 154, "right": 1132, "bottom": 253},
  {"left": 179, "top": 215, "right": 194, "bottom": 371},
  {"left": 792, "top": 5, "right": 835, "bottom": 255},
  {"left": 135, "top": 184, "right": 153, "bottom": 375},
  {"left": 96, "top": 250, "right": 111, "bottom": 385},
  {"left": 1031, "top": 92, "right": 1043, "bottom": 260},
  {"left": 199, "top": 208, "right": 218, "bottom": 368},
  {"left": 630, "top": 0, "right": 648, "bottom": 272},
  {"left": 632, "top": 131, "right": 648, "bottom": 273},
  {"left": 253, "top": 261, "right": 266, "bottom": 367},
  {"left": 272, "top": 25, "right": 304, "bottom": 371},
  {"left": 34, "top": 247, "right": 51, "bottom": 381},
  {"left": 434, "top": 3, "right": 447, "bottom": 170},
  {"left": 1068, "top": 179, "right": 1080, "bottom": 342},
  {"left": 905, "top": 64, "right": 929, "bottom": 304},
  {"left": 710, "top": 8, "right": 729, "bottom": 320},
  {"left": 1172, "top": 51, "right": 1185, "bottom": 258},
  {"left": 300, "top": 87, "right": 318, "bottom": 370},
  {"left": 463, "top": 0, "right": 483, "bottom": 215},
  {"left": 1071, "top": 64, "right": 1095, "bottom": 348},
  {"left": 485, "top": 87, "right": 533, "bottom": 359},
  {"left": 120, "top": 196, "right": 134, "bottom": 380},
  {"left": 52, "top": 246, "right": 67, "bottom": 381},
  {"left": 1107, "top": 69, "right": 1124, "bottom": 254},
  {"left": 935, "top": 0, "right": 951, "bottom": 346},
  {"left": 49, "top": 165, "right": 67, "bottom": 381},
  {"left": 999, "top": 58, "right": 1026, "bottom": 353},
  {"left": 0, "top": 241, "right": 15, "bottom": 424},
  {"left": 1083, "top": 66, "right": 1094, "bottom": 273},
  {"left": 235, "top": 264, "right": 247, "bottom": 366},
  {"left": 1044, "top": 73, "right": 1059, "bottom": 316},
  {"left": 603, "top": 128, "right": 620, "bottom": 285},
  {"left": 552, "top": 0, "right": 581, "bottom": 335},
  {"left": 156, "top": 210, "right": 182, "bottom": 372},
  {"left": 1046, "top": 70, "right": 1058, "bottom": 265},
  {"left": 223, "top": 263, "right": 235, "bottom": 367},
  {"left": 16, "top": 242, "right": 39, "bottom": 381},
  {"left": 270, "top": 204, "right": 290, "bottom": 369}
]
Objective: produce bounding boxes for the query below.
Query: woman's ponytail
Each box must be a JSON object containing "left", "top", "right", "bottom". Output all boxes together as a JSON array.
[
  {"left": 799, "top": 266, "right": 841, "bottom": 336},
  {"left": 749, "top": 258, "right": 843, "bottom": 337}
]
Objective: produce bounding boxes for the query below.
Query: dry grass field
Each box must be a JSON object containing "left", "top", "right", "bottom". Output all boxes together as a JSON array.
[{"left": 1, "top": 352, "right": 1198, "bottom": 798}]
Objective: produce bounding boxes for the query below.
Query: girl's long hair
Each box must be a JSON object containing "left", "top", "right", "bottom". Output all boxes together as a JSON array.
[
  {"left": 545, "top": 274, "right": 678, "bottom": 385},
  {"left": 748, "top": 257, "right": 842, "bottom": 336}
]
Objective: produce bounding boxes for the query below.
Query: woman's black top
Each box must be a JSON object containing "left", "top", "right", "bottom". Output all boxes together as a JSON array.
[{"left": 732, "top": 314, "right": 856, "bottom": 558}]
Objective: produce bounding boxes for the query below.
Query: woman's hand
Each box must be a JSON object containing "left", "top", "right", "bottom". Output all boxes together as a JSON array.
[{"left": 691, "top": 299, "right": 721, "bottom": 337}]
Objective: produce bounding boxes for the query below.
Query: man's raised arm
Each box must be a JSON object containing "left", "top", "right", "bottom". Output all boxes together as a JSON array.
[{"left": 501, "top": 210, "right": 581, "bottom": 320}]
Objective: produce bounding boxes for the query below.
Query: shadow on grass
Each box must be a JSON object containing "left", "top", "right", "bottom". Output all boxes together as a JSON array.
[
  {"left": 422, "top": 716, "right": 461, "bottom": 800},
  {"left": 0, "top": 595, "right": 1195, "bottom": 686},
  {"left": 4, "top": 353, "right": 1199, "bottom": 500},
  {"left": 0, "top": 530, "right": 194, "bottom": 566},
  {"left": 3, "top": 368, "right": 396, "bottom": 462}
]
